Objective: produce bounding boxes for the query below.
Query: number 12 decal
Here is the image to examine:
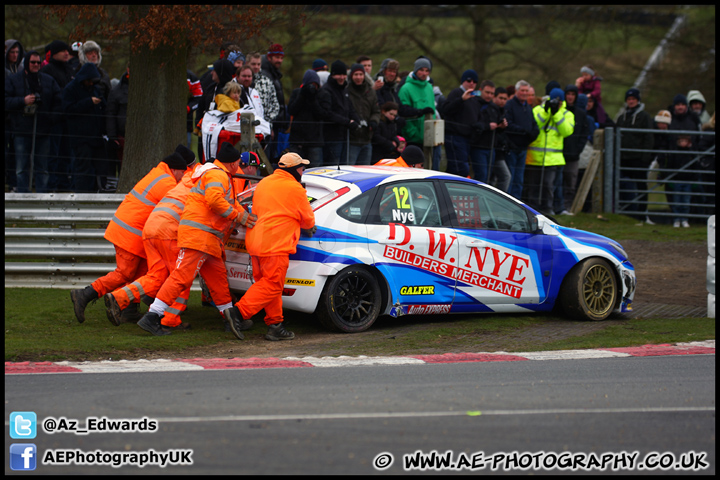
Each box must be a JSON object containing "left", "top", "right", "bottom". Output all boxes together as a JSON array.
[{"left": 393, "top": 186, "right": 410, "bottom": 209}]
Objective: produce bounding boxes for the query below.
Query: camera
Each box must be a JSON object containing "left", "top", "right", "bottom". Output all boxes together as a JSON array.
[
  {"left": 546, "top": 97, "right": 560, "bottom": 111},
  {"left": 23, "top": 93, "right": 41, "bottom": 115}
]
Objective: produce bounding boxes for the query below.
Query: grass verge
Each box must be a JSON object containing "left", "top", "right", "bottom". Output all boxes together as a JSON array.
[{"left": 5, "top": 288, "right": 714, "bottom": 362}]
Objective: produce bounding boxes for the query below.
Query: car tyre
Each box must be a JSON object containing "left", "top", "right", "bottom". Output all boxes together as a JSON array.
[
  {"left": 318, "top": 267, "right": 382, "bottom": 333},
  {"left": 560, "top": 258, "right": 618, "bottom": 321}
]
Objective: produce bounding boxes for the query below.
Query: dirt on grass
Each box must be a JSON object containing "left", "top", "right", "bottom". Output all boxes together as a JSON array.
[{"left": 117, "top": 239, "right": 708, "bottom": 362}]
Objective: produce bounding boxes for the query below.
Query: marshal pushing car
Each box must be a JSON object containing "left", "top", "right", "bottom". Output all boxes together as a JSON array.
[{"left": 223, "top": 165, "right": 636, "bottom": 333}]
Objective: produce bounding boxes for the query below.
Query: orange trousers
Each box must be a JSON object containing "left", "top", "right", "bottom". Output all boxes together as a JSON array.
[
  {"left": 91, "top": 245, "right": 147, "bottom": 297},
  {"left": 237, "top": 255, "right": 288, "bottom": 326},
  {"left": 154, "top": 247, "right": 232, "bottom": 318},
  {"left": 109, "top": 237, "right": 189, "bottom": 327}
]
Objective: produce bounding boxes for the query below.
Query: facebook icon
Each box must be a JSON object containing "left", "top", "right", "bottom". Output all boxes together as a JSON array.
[{"left": 10, "top": 444, "right": 37, "bottom": 471}]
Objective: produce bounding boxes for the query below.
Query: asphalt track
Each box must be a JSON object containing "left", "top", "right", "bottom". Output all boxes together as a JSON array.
[{"left": 4, "top": 341, "right": 715, "bottom": 474}]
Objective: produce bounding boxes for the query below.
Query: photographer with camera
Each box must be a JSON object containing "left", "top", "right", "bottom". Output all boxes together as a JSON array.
[
  {"left": 523, "top": 88, "right": 575, "bottom": 216},
  {"left": 4, "top": 50, "right": 62, "bottom": 192}
]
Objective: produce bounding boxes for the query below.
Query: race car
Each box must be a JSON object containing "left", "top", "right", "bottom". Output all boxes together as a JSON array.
[{"left": 225, "top": 166, "right": 636, "bottom": 333}]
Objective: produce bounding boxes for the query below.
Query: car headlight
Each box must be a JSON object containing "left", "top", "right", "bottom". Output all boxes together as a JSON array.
[{"left": 609, "top": 242, "right": 628, "bottom": 260}]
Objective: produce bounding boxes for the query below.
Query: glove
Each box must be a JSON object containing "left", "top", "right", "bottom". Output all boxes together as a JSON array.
[
  {"left": 422, "top": 107, "right": 435, "bottom": 115},
  {"left": 349, "top": 121, "right": 360, "bottom": 131},
  {"left": 236, "top": 209, "right": 258, "bottom": 229},
  {"left": 359, "top": 120, "right": 368, "bottom": 128},
  {"left": 301, "top": 225, "right": 317, "bottom": 237}
]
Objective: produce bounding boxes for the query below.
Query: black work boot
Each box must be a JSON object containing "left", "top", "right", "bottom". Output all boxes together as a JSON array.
[
  {"left": 70, "top": 286, "right": 98, "bottom": 323},
  {"left": 137, "top": 312, "right": 170, "bottom": 336},
  {"left": 161, "top": 322, "right": 191, "bottom": 334},
  {"left": 265, "top": 322, "right": 295, "bottom": 341},
  {"left": 120, "top": 302, "right": 144, "bottom": 323},
  {"left": 104, "top": 293, "right": 122, "bottom": 326},
  {"left": 222, "top": 306, "right": 253, "bottom": 340}
]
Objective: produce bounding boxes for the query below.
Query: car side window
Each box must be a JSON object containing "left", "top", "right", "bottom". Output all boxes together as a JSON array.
[
  {"left": 445, "top": 182, "right": 532, "bottom": 232},
  {"left": 337, "top": 190, "right": 373, "bottom": 223},
  {"left": 373, "top": 181, "right": 442, "bottom": 226}
]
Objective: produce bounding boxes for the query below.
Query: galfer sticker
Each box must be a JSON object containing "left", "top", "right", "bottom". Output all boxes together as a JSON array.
[
  {"left": 400, "top": 285, "right": 435, "bottom": 295},
  {"left": 383, "top": 223, "right": 535, "bottom": 300}
]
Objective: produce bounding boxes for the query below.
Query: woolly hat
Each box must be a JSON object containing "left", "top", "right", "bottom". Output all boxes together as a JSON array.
[
  {"left": 47, "top": 40, "right": 71, "bottom": 56},
  {"left": 625, "top": 88, "right": 641, "bottom": 101},
  {"left": 413, "top": 57, "right": 432, "bottom": 74},
  {"left": 564, "top": 84, "right": 579, "bottom": 95},
  {"left": 549, "top": 88, "right": 565, "bottom": 101},
  {"left": 162, "top": 152, "right": 187, "bottom": 170},
  {"left": 654, "top": 110, "right": 672, "bottom": 125},
  {"left": 267, "top": 43, "right": 284, "bottom": 56},
  {"left": 349, "top": 63, "right": 365, "bottom": 76},
  {"left": 399, "top": 145, "right": 425, "bottom": 167},
  {"left": 673, "top": 94, "right": 688, "bottom": 106},
  {"left": 240, "top": 151, "right": 260, "bottom": 166},
  {"left": 312, "top": 58, "right": 327, "bottom": 71},
  {"left": 545, "top": 80, "right": 561, "bottom": 95},
  {"left": 580, "top": 65, "right": 595, "bottom": 76},
  {"left": 227, "top": 50, "right": 245, "bottom": 65},
  {"left": 461, "top": 69, "right": 479, "bottom": 84},
  {"left": 330, "top": 60, "right": 347, "bottom": 76},
  {"left": 216, "top": 142, "right": 242, "bottom": 163},
  {"left": 175, "top": 144, "right": 196, "bottom": 166}
]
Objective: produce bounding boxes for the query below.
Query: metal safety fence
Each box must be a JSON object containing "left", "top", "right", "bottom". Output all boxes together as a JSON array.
[{"left": 608, "top": 127, "right": 715, "bottom": 221}]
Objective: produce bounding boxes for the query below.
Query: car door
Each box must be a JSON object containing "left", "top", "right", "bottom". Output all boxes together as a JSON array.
[
  {"left": 441, "top": 181, "right": 553, "bottom": 308},
  {"left": 365, "top": 180, "right": 459, "bottom": 314}
]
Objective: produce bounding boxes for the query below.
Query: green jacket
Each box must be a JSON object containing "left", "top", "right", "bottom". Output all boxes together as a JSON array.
[
  {"left": 397, "top": 74, "right": 435, "bottom": 145},
  {"left": 526, "top": 102, "right": 575, "bottom": 167}
]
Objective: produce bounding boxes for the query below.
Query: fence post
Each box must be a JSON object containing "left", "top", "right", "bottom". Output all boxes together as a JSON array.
[{"left": 603, "top": 127, "right": 614, "bottom": 213}]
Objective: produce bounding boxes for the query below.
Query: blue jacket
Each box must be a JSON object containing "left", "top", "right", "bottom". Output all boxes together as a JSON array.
[{"left": 504, "top": 95, "right": 539, "bottom": 151}]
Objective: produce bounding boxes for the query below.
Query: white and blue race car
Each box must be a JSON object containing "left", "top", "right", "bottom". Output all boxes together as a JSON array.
[{"left": 225, "top": 166, "right": 636, "bottom": 333}]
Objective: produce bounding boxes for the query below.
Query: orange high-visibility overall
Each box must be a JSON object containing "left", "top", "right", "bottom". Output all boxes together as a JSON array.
[
  {"left": 91, "top": 162, "right": 179, "bottom": 296},
  {"left": 236, "top": 169, "right": 314, "bottom": 325}
]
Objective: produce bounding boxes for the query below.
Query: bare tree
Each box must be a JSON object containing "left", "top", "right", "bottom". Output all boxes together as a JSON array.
[{"left": 43, "top": 5, "right": 275, "bottom": 192}]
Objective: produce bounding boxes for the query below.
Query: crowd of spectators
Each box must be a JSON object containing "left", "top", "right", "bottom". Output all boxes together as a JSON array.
[{"left": 5, "top": 38, "right": 714, "bottom": 222}]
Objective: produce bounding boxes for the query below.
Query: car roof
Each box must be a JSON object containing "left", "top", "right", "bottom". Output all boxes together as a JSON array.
[{"left": 303, "top": 165, "right": 477, "bottom": 194}]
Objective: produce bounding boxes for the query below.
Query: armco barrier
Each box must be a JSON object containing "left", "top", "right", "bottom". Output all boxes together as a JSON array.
[{"left": 4, "top": 193, "right": 199, "bottom": 290}]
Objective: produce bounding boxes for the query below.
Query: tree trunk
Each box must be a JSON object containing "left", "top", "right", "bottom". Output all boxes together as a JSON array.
[{"left": 118, "top": 5, "right": 188, "bottom": 193}]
